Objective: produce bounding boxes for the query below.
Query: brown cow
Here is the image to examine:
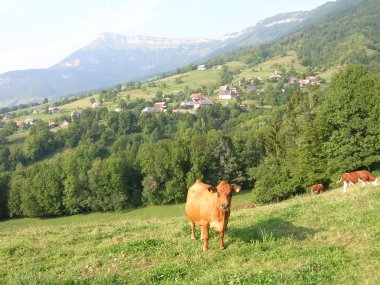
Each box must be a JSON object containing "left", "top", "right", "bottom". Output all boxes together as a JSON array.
[
  {"left": 337, "top": 170, "right": 378, "bottom": 192},
  {"left": 310, "top": 183, "right": 325, "bottom": 194},
  {"left": 185, "top": 179, "right": 241, "bottom": 252}
]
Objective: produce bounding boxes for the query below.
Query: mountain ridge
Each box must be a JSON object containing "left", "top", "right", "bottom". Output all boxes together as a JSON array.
[{"left": 0, "top": 0, "right": 375, "bottom": 107}]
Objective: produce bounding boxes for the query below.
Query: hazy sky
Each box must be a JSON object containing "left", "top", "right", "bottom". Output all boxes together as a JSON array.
[{"left": 0, "top": 0, "right": 331, "bottom": 74}]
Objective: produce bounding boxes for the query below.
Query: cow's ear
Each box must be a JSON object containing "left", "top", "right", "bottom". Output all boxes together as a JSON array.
[
  {"left": 208, "top": 186, "right": 217, "bottom": 193},
  {"left": 232, "top": 185, "right": 241, "bottom": 193}
]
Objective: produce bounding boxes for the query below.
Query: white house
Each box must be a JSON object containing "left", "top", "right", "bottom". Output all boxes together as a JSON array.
[
  {"left": 219, "top": 85, "right": 237, "bottom": 100},
  {"left": 141, "top": 107, "right": 163, "bottom": 114},
  {"left": 48, "top": 107, "right": 61, "bottom": 114},
  {"left": 59, "top": 120, "right": 70, "bottom": 129},
  {"left": 92, "top": 101, "right": 102, "bottom": 108}
]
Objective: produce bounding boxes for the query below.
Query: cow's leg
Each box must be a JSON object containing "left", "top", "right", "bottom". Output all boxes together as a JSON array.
[
  {"left": 343, "top": 181, "right": 348, "bottom": 192},
  {"left": 190, "top": 221, "right": 196, "bottom": 240},
  {"left": 219, "top": 231, "right": 225, "bottom": 250},
  {"left": 202, "top": 224, "right": 209, "bottom": 252},
  {"left": 372, "top": 179, "right": 379, "bottom": 186}
]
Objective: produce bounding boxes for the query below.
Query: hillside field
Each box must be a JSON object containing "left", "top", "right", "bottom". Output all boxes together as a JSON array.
[
  {"left": 5, "top": 50, "right": 333, "bottom": 125},
  {"left": 1, "top": 184, "right": 379, "bottom": 284}
]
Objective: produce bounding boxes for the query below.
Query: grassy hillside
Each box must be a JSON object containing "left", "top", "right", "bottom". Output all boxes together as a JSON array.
[
  {"left": 1, "top": 185, "right": 379, "bottom": 284},
  {"left": 4, "top": 50, "right": 326, "bottom": 126}
]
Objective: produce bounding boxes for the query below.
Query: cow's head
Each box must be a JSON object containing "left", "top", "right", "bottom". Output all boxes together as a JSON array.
[{"left": 208, "top": 181, "right": 241, "bottom": 211}]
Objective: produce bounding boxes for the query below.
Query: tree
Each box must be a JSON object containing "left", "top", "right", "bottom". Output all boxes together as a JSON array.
[
  {"left": 319, "top": 65, "right": 380, "bottom": 173},
  {"left": 8, "top": 172, "right": 26, "bottom": 217},
  {"left": 24, "top": 121, "right": 56, "bottom": 160},
  {"left": 219, "top": 66, "right": 234, "bottom": 86},
  {"left": 88, "top": 155, "right": 141, "bottom": 211},
  {"left": 0, "top": 146, "right": 11, "bottom": 171},
  {"left": 137, "top": 140, "right": 189, "bottom": 204},
  {"left": 61, "top": 143, "right": 105, "bottom": 214},
  {"left": 155, "top": 90, "right": 163, "bottom": 101},
  {"left": 0, "top": 173, "right": 10, "bottom": 219}
]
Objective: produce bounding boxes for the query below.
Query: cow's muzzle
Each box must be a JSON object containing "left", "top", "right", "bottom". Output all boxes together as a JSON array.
[{"left": 221, "top": 204, "right": 230, "bottom": 211}]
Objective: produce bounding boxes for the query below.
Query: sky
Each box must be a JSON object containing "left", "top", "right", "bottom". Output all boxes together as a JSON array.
[{"left": 0, "top": 0, "right": 331, "bottom": 74}]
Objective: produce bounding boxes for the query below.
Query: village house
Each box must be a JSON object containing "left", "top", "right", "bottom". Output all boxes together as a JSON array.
[
  {"left": 48, "top": 107, "right": 61, "bottom": 114},
  {"left": 24, "top": 118, "right": 37, "bottom": 125},
  {"left": 197, "top": 64, "right": 207, "bottom": 71},
  {"left": 14, "top": 120, "right": 25, "bottom": 128},
  {"left": 306, "top": 76, "right": 319, "bottom": 85},
  {"left": 219, "top": 85, "right": 237, "bottom": 100},
  {"left": 141, "top": 107, "right": 163, "bottom": 113},
  {"left": 48, "top": 120, "right": 59, "bottom": 128},
  {"left": 180, "top": 100, "right": 195, "bottom": 109},
  {"left": 15, "top": 118, "right": 38, "bottom": 128},
  {"left": 153, "top": 102, "right": 167, "bottom": 111},
  {"left": 32, "top": 109, "right": 42, "bottom": 114},
  {"left": 270, "top": 70, "right": 282, "bottom": 81},
  {"left": 299, "top": 76, "right": 320, "bottom": 87},
  {"left": 59, "top": 120, "right": 70, "bottom": 129},
  {"left": 194, "top": 96, "right": 213, "bottom": 110},
  {"left": 2, "top": 113, "right": 14, "bottom": 121},
  {"left": 190, "top": 92, "right": 203, "bottom": 102},
  {"left": 180, "top": 94, "right": 213, "bottom": 110},
  {"left": 92, "top": 101, "right": 102, "bottom": 108}
]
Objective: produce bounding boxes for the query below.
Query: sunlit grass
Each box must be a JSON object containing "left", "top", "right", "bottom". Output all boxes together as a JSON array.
[{"left": 1, "top": 185, "right": 379, "bottom": 284}]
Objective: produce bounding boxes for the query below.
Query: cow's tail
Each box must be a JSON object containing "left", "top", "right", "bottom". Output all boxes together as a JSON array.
[{"left": 336, "top": 177, "right": 342, "bottom": 183}]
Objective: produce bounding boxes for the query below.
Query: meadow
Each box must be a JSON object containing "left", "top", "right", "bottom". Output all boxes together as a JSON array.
[{"left": 1, "top": 184, "right": 379, "bottom": 284}]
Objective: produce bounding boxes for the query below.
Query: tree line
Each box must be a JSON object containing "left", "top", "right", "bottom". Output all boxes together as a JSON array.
[{"left": 0, "top": 65, "right": 379, "bottom": 218}]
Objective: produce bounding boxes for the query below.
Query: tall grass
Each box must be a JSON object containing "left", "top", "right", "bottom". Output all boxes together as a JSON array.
[{"left": 1, "top": 186, "right": 379, "bottom": 284}]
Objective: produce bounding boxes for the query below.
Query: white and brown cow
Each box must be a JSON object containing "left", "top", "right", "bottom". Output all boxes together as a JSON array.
[
  {"left": 185, "top": 179, "right": 241, "bottom": 252},
  {"left": 337, "top": 170, "right": 378, "bottom": 192}
]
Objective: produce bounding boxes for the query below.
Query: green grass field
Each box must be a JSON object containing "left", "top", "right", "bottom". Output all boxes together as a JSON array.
[{"left": 1, "top": 185, "right": 379, "bottom": 284}]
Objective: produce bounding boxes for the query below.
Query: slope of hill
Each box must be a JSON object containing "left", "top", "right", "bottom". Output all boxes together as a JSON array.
[
  {"left": 221, "top": 0, "right": 380, "bottom": 71},
  {"left": 1, "top": 185, "right": 379, "bottom": 284},
  {"left": 1, "top": 0, "right": 377, "bottom": 106}
]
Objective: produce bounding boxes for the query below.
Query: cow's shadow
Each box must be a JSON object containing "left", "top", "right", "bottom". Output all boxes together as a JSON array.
[{"left": 229, "top": 217, "right": 317, "bottom": 243}]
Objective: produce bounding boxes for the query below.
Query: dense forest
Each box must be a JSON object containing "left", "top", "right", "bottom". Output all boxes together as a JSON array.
[{"left": 0, "top": 65, "right": 379, "bottom": 218}]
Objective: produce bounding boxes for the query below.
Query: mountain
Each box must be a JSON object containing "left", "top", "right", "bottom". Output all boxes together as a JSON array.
[
  {"left": 221, "top": 0, "right": 380, "bottom": 71},
  {"left": 0, "top": 11, "right": 310, "bottom": 107},
  {"left": 0, "top": 0, "right": 377, "bottom": 106},
  {"left": 50, "top": 33, "right": 222, "bottom": 90}
]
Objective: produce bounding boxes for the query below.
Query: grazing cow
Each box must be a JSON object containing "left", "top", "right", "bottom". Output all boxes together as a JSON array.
[
  {"left": 310, "top": 183, "right": 325, "bottom": 194},
  {"left": 337, "top": 170, "right": 378, "bottom": 192},
  {"left": 185, "top": 179, "right": 241, "bottom": 252}
]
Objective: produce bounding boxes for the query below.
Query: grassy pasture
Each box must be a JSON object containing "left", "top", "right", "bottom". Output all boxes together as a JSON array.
[
  {"left": 1, "top": 185, "right": 379, "bottom": 284},
  {"left": 58, "top": 97, "right": 96, "bottom": 111}
]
